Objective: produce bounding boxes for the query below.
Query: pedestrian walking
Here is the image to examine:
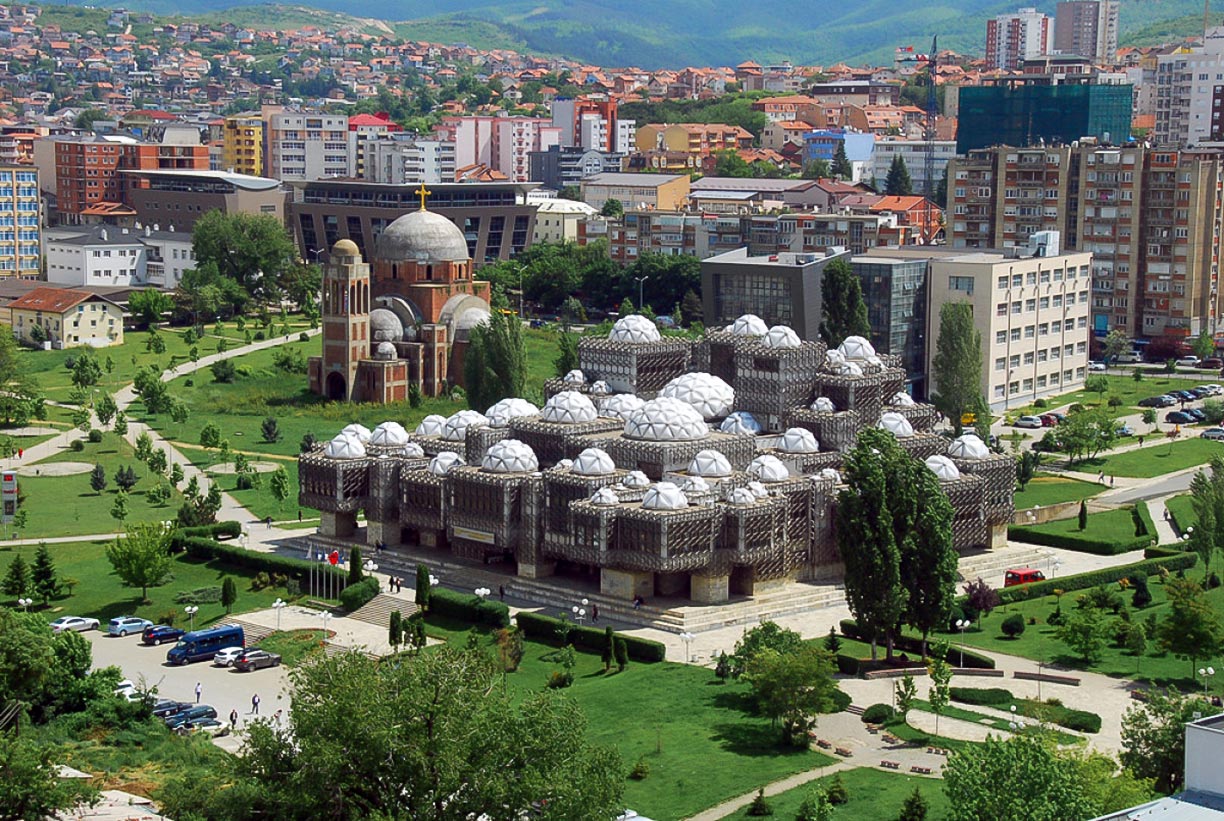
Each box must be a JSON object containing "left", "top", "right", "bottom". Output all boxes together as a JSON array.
[
  {"left": 251, "top": 693, "right": 260, "bottom": 715},
  {"left": 298, "top": 509, "right": 302, "bottom": 522},
  {"left": 396, "top": 577, "right": 403, "bottom": 593},
  {"left": 229, "top": 709, "right": 238, "bottom": 730},
  {"left": 1110, "top": 475, "right": 1115, "bottom": 486},
  {"left": 266, "top": 515, "right": 273, "bottom": 529},
  {"left": 592, "top": 603, "right": 599, "bottom": 622},
  {"left": 195, "top": 682, "right": 202, "bottom": 703},
  {"left": 274, "top": 709, "right": 283, "bottom": 727},
  {"left": 1098, "top": 471, "right": 1105, "bottom": 483},
  {"left": 498, "top": 584, "right": 505, "bottom": 601}
]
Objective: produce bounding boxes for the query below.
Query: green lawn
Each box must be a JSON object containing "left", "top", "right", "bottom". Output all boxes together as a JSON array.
[
  {"left": 1009, "top": 505, "right": 1152, "bottom": 555},
  {"left": 907, "top": 700, "right": 1084, "bottom": 745},
  {"left": 1078, "top": 438, "right": 1224, "bottom": 478},
  {"left": 257, "top": 629, "right": 328, "bottom": 666},
  {"left": 16, "top": 432, "right": 184, "bottom": 539},
  {"left": 425, "top": 615, "right": 836, "bottom": 820},
  {"left": 1015, "top": 474, "right": 1106, "bottom": 509},
  {"left": 1166, "top": 494, "right": 1194, "bottom": 533},
  {"left": 1008, "top": 373, "right": 1220, "bottom": 420},
  {"left": 724, "top": 767, "right": 950, "bottom": 821},
  {"left": 20, "top": 327, "right": 199, "bottom": 403}
]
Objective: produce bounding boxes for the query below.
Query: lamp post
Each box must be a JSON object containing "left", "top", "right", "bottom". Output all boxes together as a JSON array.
[
  {"left": 475, "top": 587, "right": 491, "bottom": 599},
  {"left": 679, "top": 631, "right": 696, "bottom": 664},
  {"left": 17, "top": 597, "right": 31, "bottom": 612},
  {"left": 308, "top": 248, "right": 326, "bottom": 264},
  {"left": 955, "top": 619, "right": 970, "bottom": 667},
  {"left": 272, "top": 598, "right": 286, "bottom": 631},
  {"left": 316, "top": 609, "right": 332, "bottom": 637},
  {"left": 363, "top": 560, "right": 379, "bottom": 588},
  {"left": 184, "top": 605, "right": 199, "bottom": 632},
  {"left": 634, "top": 276, "right": 649, "bottom": 308},
  {"left": 1199, "top": 666, "right": 1216, "bottom": 695},
  {"left": 571, "top": 598, "right": 588, "bottom": 625},
  {"left": 1008, "top": 705, "right": 1026, "bottom": 733}
]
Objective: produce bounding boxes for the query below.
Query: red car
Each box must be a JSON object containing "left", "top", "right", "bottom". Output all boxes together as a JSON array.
[{"left": 1040, "top": 414, "right": 1059, "bottom": 427}]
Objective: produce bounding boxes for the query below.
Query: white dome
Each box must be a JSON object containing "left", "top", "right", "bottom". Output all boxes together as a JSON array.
[
  {"left": 925, "top": 455, "right": 962, "bottom": 481},
  {"left": 324, "top": 433, "right": 366, "bottom": 459},
  {"left": 590, "top": 380, "right": 610, "bottom": 395},
  {"left": 555, "top": 458, "right": 574, "bottom": 471},
  {"left": 623, "top": 470, "right": 650, "bottom": 488},
  {"left": 682, "top": 476, "right": 711, "bottom": 494},
  {"left": 838, "top": 335, "right": 876, "bottom": 361},
  {"left": 428, "top": 451, "right": 465, "bottom": 476},
  {"left": 590, "top": 487, "right": 620, "bottom": 506},
  {"left": 609, "top": 314, "right": 661, "bottom": 343},
  {"left": 748, "top": 454, "right": 790, "bottom": 483},
  {"left": 834, "top": 360, "right": 863, "bottom": 377},
  {"left": 780, "top": 427, "right": 819, "bottom": 454},
  {"left": 731, "top": 314, "right": 768, "bottom": 337},
  {"left": 485, "top": 397, "right": 539, "bottom": 428},
  {"left": 442, "top": 410, "right": 488, "bottom": 442},
  {"left": 600, "top": 393, "right": 646, "bottom": 421},
  {"left": 563, "top": 369, "right": 586, "bottom": 385},
  {"left": 817, "top": 468, "right": 842, "bottom": 483},
  {"left": 810, "top": 397, "right": 836, "bottom": 413},
  {"left": 573, "top": 447, "right": 616, "bottom": 476},
  {"left": 725, "top": 487, "right": 758, "bottom": 505},
  {"left": 763, "top": 325, "right": 801, "bottom": 349},
  {"left": 720, "top": 411, "right": 762, "bottom": 435},
  {"left": 949, "top": 434, "right": 990, "bottom": 460},
  {"left": 340, "top": 423, "right": 372, "bottom": 443},
  {"left": 660, "top": 372, "right": 735, "bottom": 420},
  {"left": 402, "top": 442, "right": 425, "bottom": 458},
  {"left": 374, "top": 341, "right": 398, "bottom": 361},
  {"left": 369, "top": 421, "right": 409, "bottom": 447},
  {"left": 641, "top": 482, "right": 689, "bottom": 511},
  {"left": 890, "top": 392, "right": 916, "bottom": 407},
  {"left": 623, "top": 397, "right": 709, "bottom": 442},
  {"left": 541, "top": 390, "right": 598, "bottom": 424},
  {"left": 415, "top": 414, "right": 447, "bottom": 436},
  {"left": 826, "top": 349, "right": 847, "bottom": 369},
  {"left": 864, "top": 354, "right": 884, "bottom": 369},
  {"left": 455, "top": 307, "right": 491, "bottom": 332},
  {"left": 481, "top": 439, "right": 539, "bottom": 473},
  {"left": 879, "top": 412, "right": 915, "bottom": 438},
  {"left": 747, "top": 480, "right": 769, "bottom": 498},
  {"left": 688, "top": 449, "right": 733, "bottom": 478}
]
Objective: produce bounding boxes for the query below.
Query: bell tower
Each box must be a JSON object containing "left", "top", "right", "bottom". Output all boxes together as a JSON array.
[{"left": 319, "top": 239, "right": 369, "bottom": 401}]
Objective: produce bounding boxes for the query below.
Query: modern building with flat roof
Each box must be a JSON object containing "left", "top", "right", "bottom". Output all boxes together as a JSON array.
[
  {"left": 123, "top": 168, "right": 285, "bottom": 229},
  {"left": 852, "top": 255, "right": 930, "bottom": 396},
  {"left": 579, "top": 172, "right": 690, "bottom": 212}
]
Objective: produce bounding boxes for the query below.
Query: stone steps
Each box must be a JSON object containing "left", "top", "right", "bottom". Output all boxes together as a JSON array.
[
  {"left": 347, "top": 593, "right": 419, "bottom": 629},
  {"left": 956, "top": 545, "right": 1050, "bottom": 586},
  {"left": 229, "top": 619, "right": 275, "bottom": 646}
]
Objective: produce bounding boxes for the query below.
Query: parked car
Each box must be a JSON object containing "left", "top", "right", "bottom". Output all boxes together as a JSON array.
[
  {"left": 1172, "top": 390, "right": 1197, "bottom": 401},
  {"left": 213, "top": 646, "right": 245, "bottom": 667},
  {"left": 176, "top": 717, "right": 229, "bottom": 737},
  {"left": 1204, "top": 358, "right": 1224, "bottom": 370},
  {"left": 234, "top": 649, "right": 282, "bottom": 672},
  {"left": 164, "top": 705, "right": 217, "bottom": 730},
  {"left": 1167, "top": 411, "right": 1198, "bottom": 425},
  {"left": 1005, "top": 568, "right": 1047, "bottom": 587},
  {"left": 1187, "top": 408, "right": 1207, "bottom": 421},
  {"left": 1014, "top": 415, "right": 1044, "bottom": 428},
  {"left": 1204, "top": 384, "right": 1224, "bottom": 395},
  {"left": 1088, "top": 361, "right": 1107, "bottom": 371},
  {"left": 50, "top": 616, "right": 99, "bottom": 633},
  {"left": 1139, "top": 395, "right": 1175, "bottom": 407},
  {"left": 1201, "top": 428, "right": 1224, "bottom": 440},
  {"left": 107, "top": 616, "right": 153, "bottom": 637},
  {"left": 1190, "top": 386, "right": 1212, "bottom": 398},
  {"left": 1115, "top": 352, "right": 1142, "bottom": 364},
  {"left": 151, "top": 700, "right": 192, "bottom": 719},
  {"left": 1177, "top": 356, "right": 1202, "bottom": 367},
  {"left": 1116, "top": 424, "right": 1134, "bottom": 436},
  {"left": 141, "top": 625, "right": 185, "bottom": 646}
]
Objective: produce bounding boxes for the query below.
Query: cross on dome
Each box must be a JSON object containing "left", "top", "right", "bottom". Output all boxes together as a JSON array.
[{"left": 415, "top": 183, "right": 431, "bottom": 211}]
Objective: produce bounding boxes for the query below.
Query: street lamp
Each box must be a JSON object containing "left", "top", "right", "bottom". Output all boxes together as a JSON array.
[
  {"left": 363, "top": 559, "right": 379, "bottom": 587},
  {"left": 308, "top": 248, "right": 327, "bottom": 264},
  {"left": 316, "top": 609, "right": 332, "bottom": 637},
  {"left": 955, "top": 619, "right": 970, "bottom": 667},
  {"left": 679, "top": 631, "right": 696, "bottom": 663},
  {"left": 17, "top": 597, "right": 31, "bottom": 611},
  {"left": 1199, "top": 666, "right": 1216, "bottom": 693},
  {"left": 429, "top": 575, "right": 439, "bottom": 588},
  {"left": 184, "top": 605, "right": 199, "bottom": 632},
  {"left": 272, "top": 598, "right": 286, "bottom": 631},
  {"left": 1008, "top": 705, "right": 1026, "bottom": 733},
  {"left": 475, "top": 587, "right": 491, "bottom": 599},
  {"left": 633, "top": 276, "right": 649, "bottom": 308},
  {"left": 571, "top": 601, "right": 587, "bottom": 625}
]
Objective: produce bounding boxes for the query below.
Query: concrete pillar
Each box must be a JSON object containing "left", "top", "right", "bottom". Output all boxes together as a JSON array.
[
  {"left": 690, "top": 573, "right": 730, "bottom": 604},
  {"left": 320, "top": 510, "right": 357, "bottom": 538},
  {"left": 989, "top": 523, "right": 1008, "bottom": 550},
  {"left": 419, "top": 529, "right": 443, "bottom": 549},
  {"left": 517, "top": 560, "right": 556, "bottom": 580},
  {"left": 601, "top": 567, "right": 653, "bottom": 601},
  {"left": 366, "top": 520, "right": 392, "bottom": 548}
]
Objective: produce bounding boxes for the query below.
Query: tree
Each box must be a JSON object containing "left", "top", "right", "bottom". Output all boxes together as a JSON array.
[
  {"left": 70, "top": 404, "right": 90, "bottom": 433},
  {"left": 1194, "top": 329, "right": 1217, "bottom": 361},
  {"left": 931, "top": 303, "right": 983, "bottom": 434},
  {"left": 742, "top": 645, "right": 837, "bottom": 746},
  {"left": 70, "top": 354, "right": 102, "bottom": 389},
  {"left": 104, "top": 521, "right": 173, "bottom": 602},
  {"left": 389, "top": 610, "right": 404, "bottom": 651},
  {"left": 1102, "top": 328, "right": 1131, "bottom": 366},
  {"left": 1157, "top": 576, "right": 1224, "bottom": 678},
  {"left": 147, "top": 482, "right": 172, "bottom": 507},
  {"left": 113, "top": 465, "right": 138, "bottom": 492},
  {"left": 1122, "top": 686, "right": 1208, "bottom": 792},
  {"left": 270, "top": 466, "right": 291, "bottom": 511},
  {"left": 559, "top": 296, "right": 586, "bottom": 325},
  {"left": 261, "top": 416, "right": 282, "bottom": 443},
  {"left": 93, "top": 393, "right": 117, "bottom": 428},
  {"left": 348, "top": 546, "right": 364, "bottom": 586},
  {"left": 832, "top": 141, "right": 852, "bottom": 180},
  {"left": 211, "top": 358, "right": 236, "bottom": 383},
  {"left": 731, "top": 621, "right": 805, "bottom": 677},
  {"left": 11, "top": 508, "right": 26, "bottom": 537},
  {"left": 30, "top": 543, "right": 57, "bottom": 605},
  {"left": 1084, "top": 374, "right": 1109, "bottom": 404},
  {"left": 823, "top": 626, "right": 841, "bottom": 654},
  {"left": 898, "top": 786, "right": 927, "bottom": 821},
  {"left": 159, "top": 648, "right": 625, "bottom": 821},
  {"left": 943, "top": 735, "right": 1098, "bottom": 821},
  {"left": 0, "top": 733, "right": 97, "bottom": 821},
  {"left": 602, "top": 626, "right": 615, "bottom": 672},
  {"left": 680, "top": 289, "right": 704, "bottom": 325},
  {"left": 2, "top": 554, "right": 31, "bottom": 599},
  {"left": 554, "top": 332, "right": 580, "bottom": 377},
  {"left": 895, "top": 673, "right": 917, "bottom": 720},
  {"left": 1057, "top": 605, "right": 1109, "bottom": 663},
  {"left": 1016, "top": 450, "right": 1041, "bottom": 491},
  {"left": 135, "top": 430, "right": 153, "bottom": 463},
  {"left": 110, "top": 491, "right": 129, "bottom": 525},
  {"left": 128, "top": 289, "right": 173, "bottom": 328},
  {"left": 885, "top": 154, "right": 913, "bottom": 196},
  {"left": 148, "top": 448, "right": 168, "bottom": 477},
  {"left": 1188, "top": 458, "right": 1224, "bottom": 576},
  {"left": 146, "top": 331, "right": 166, "bottom": 355},
  {"left": 926, "top": 648, "right": 952, "bottom": 736},
  {"left": 170, "top": 463, "right": 184, "bottom": 487},
  {"left": 191, "top": 210, "right": 298, "bottom": 299},
  {"left": 464, "top": 301, "right": 526, "bottom": 412},
  {"left": 600, "top": 198, "right": 624, "bottom": 218},
  {"left": 1078, "top": 499, "right": 1089, "bottom": 530},
  {"left": 817, "top": 258, "right": 870, "bottom": 347},
  {"left": 73, "top": 107, "right": 108, "bottom": 131},
  {"left": 89, "top": 463, "right": 108, "bottom": 495},
  {"left": 962, "top": 578, "right": 1000, "bottom": 626},
  {"left": 415, "top": 564, "right": 432, "bottom": 610},
  {"left": 114, "top": 411, "right": 128, "bottom": 436},
  {"left": 200, "top": 423, "right": 222, "bottom": 450},
  {"left": 221, "top": 576, "right": 237, "bottom": 614},
  {"left": 802, "top": 158, "right": 831, "bottom": 179},
  {"left": 795, "top": 787, "right": 834, "bottom": 821},
  {"left": 899, "top": 464, "right": 957, "bottom": 655},
  {"left": 1055, "top": 408, "right": 1117, "bottom": 463}
]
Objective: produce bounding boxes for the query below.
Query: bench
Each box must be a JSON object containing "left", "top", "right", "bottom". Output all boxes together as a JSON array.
[
  {"left": 911, "top": 765, "right": 934, "bottom": 775},
  {"left": 866, "top": 725, "right": 880, "bottom": 734},
  {"left": 882, "top": 733, "right": 901, "bottom": 745},
  {"left": 835, "top": 747, "right": 854, "bottom": 758},
  {"left": 816, "top": 739, "right": 833, "bottom": 749},
  {"left": 1014, "top": 670, "right": 1081, "bottom": 686},
  {"left": 926, "top": 747, "right": 950, "bottom": 756},
  {"left": 880, "top": 760, "right": 901, "bottom": 770}
]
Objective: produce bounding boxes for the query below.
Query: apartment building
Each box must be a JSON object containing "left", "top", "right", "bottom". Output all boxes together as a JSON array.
[
  {"left": 347, "top": 113, "right": 402, "bottom": 180},
  {"left": 222, "top": 115, "right": 264, "bottom": 176},
  {"left": 528, "top": 145, "right": 624, "bottom": 192},
  {"left": 579, "top": 172, "right": 691, "bottom": 212},
  {"left": 1153, "top": 26, "right": 1224, "bottom": 148},
  {"left": 946, "top": 144, "right": 1224, "bottom": 340},
  {"left": 266, "top": 112, "right": 350, "bottom": 181},
  {"left": 434, "top": 116, "right": 562, "bottom": 183},
  {"left": 549, "top": 98, "right": 635, "bottom": 154},
  {"left": 1053, "top": 0, "right": 1118, "bottom": 64},
  {"left": 365, "top": 137, "right": 456, "bottom": 185},
  {"left": 866, "top": 138, "right": 958, "bottom": 197},
  {"left": 634, "top": 123, "right": 754, "bottom": 157},
  {"left": 925, "top": 237, "right": 1093, "bottom": 410},
  {"left": 124, "top": 168, "right": 285, "bottom": 230},
  {"left": 45, "top": 224, "right": 195, "bottom": 289},
  {"left": 8, "top": 286, "right": 124, "bottom": 348},
  {"left": 986, "top": 8, "right": 1051, "bottom": 71},
  {"left": 0, "top": 165, "right": 39, "bottom": 279},
  {"left": 533, "top": 198, "right": 599, "bottom": 243}
]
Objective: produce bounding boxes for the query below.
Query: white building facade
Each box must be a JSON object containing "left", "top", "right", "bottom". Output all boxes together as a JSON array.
[{"left": 267, "top": 112, "right": 350, "bottom": 181}]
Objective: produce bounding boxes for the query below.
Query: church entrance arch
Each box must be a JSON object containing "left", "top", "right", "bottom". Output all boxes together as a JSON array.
[{"left": 325, "top": 371, "right": 347, "bottom": 401}]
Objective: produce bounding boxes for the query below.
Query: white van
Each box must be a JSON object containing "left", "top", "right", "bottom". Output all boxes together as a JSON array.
[{"left": 1115, "top": 351, "right": 1142, "bottom": 364}]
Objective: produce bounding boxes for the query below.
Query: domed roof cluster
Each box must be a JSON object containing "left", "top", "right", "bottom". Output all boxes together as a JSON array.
[
  {"left": 825, "top": 349, "right": 863, "bottom": 376},
  {"left": 608, "top": 314, "right": 661, "bottom": 344},
  {"left": 428, "top": 451, "right": 465, "bottom": 476},
  {"left": 837, "top": 335, "right": 876, "bottom": 361},
  {"left": 485, "top": 397, "right": 539, "bottom": 428},
  {"left": 748, "top": 454, "right": 790, "bottom": 483},
  {"left": 660, "top": 372, "right": 735, "bottom": 420},
  {"left": 725, "top": 487, "right": 758, "bottom": 505},
  {"left": 641, "top": 482, "right": 688, "bottom": 511},
  {"left": 688, "top": 449, "right": 733, "bottom": 478},
  {"left": 324, "top": 432, "right": 366, "bottom": 459},
  {"left": 763, "top": 325, "right": 801, "bottom": 349},
  {"left": 925, "top": 455, "right": 961, "bottom": 481},
  {"left": 747, "top": 481, "right": 768, "bottom": 498},
  {"left": 375, "top": 209, "right": 470, "bottom": 263},
  {"left": 810, "top": 397, "right": 836, "bottom": 413},
  {"left": 573, "top": 447, "right": 616, "bottom": 476},
  {"left": 402, "top": 442, "right": 425, "bottom": 458},
  {"left": 369, "top": 421, "right": 409, "bottom": 447},
  {"left": 415, "top": 415, "right": 446, "bottom": 436},
  {"left": 779, "top": 427, "right": 819, "bottom": 454},
  {"left": 600, "top": 393, "right": 646, "bottom": 421},
  {"left": 890, "top": 392, "right": 916, "bottom": 407},
  {"left": 731, "top": 314, "right": 768, "bottom": 337},
  {"left": 624, "top": 397, "right": 709, "bottom": 442},
  {"left": 681, "top": 476, "right": 710, "bottom": 494},
  {"left": 590, "top": 380, "right": 610, "bottom": 395},
  {"left": 720, "top": 411, "right": 762, "bottom": 435},
  {"left": 949, "top": 434, "right": 990, "bottom": 460},
  {"left": 541, "top": 391, "right": 598, "bottom": 424},
  {"left": 879, "top": 412, "right": 915, "bottom": 438},
  {"left": 481, "top": 439, "right": 539, "bottom": 474},
  {"left": 442, "top": 410, "right": 488, "bottom": 442}
]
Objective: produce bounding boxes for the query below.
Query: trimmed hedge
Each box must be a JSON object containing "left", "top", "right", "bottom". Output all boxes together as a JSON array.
[
  {"left": 1135, "top": 502, "right": 1158, "bottom": 545},
  {"left": 1007, "top": 523, "right": 1151, "bottom": 555},
  {"left": 839, "top": 620, "right": 996, "bottom": 669},
  {"left": 430, "top": 587, "right": 510, "bottom": 629},
  {"left": 181, "top": 537, "right": 345, "bottom": 594},
  {"left": 340, "top": 577, "right": 380, "bottom": 612},
  {"left": 949, "top": 687, "right": 1101, "bottom": 733},
  {"left": 994, "top": 550, "right": 1198, "bottom": 604},
  {"left": 861, "top": 703, "right": 896, "bottom": 724},
  {"left": 950, "top": 687, "right": 1013, "bottom": 706},
  {"left": 170, "top": 521, "right": 242, "bottom": 550},
  {"left": 515, "top": 611, "right": 666, "bottom": 663}
]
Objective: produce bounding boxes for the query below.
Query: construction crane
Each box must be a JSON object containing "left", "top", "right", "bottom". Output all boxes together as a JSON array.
[{"left": 923, "top": 36, "right": 938, "bottom": 245}]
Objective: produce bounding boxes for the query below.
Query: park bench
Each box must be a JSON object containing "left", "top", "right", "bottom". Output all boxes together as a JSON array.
[
  {"left": 1014, "top": 670, "right": 1081, "bottom": 686},
  {"left": 880, "top": 760, "right": 901, "bottom": 770},
  {"left": 911, "top": 765, "right": 933, "bottom": 775},
  {"left": 835, "top": 747, "right": 854, "bottom": 757},
  {"left": 926, "top": 747, "right": 950, "bottom": 756},
  {"left": 816, "top": 739, "right": 833, "bottom": 749},
  {"left": 882, "top": 733, "right": 901, "bottom": 745}
]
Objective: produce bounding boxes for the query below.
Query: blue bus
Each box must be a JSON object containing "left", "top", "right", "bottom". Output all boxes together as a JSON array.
[{"left": 165, "top": 624, "right": 245, "bottom": 665}]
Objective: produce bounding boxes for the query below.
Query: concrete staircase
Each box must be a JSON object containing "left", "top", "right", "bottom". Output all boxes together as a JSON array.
[
  {"left": 229, "top": 618, "right": 275, "bottom": 646},
  {"left": 347, "top": 594, "right": 419, "bottom": 629},
  {"left": 956, "top": 544, "right": 1049, "bottom": 586}
]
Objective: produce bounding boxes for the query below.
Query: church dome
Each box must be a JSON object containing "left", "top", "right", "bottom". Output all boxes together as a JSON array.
[
  {"left": 485, "top": 397, "right": 539, "bottom": 428},
  {"left": 641, "top": 482, "right": 689, "bottom": 511},
  {"left": 609, "top": 314, "right": 661, "bottom": 343},
  {"left": 428, "top": 451, "right": 465, "bottom": 476},
  {"left": 442, "top": 410, "right": 488, "bottom": 442},
  {"left": 375, "top": 209, "right": 470, "bottom": 263},
  {"left": 374, "top": 341, "right": 397, "bottom": 361},
  {"left": 747, "top": 454, "right": 790, "bottom": 483},
  {"left": 688, "top": 449, "right": 732, "bottom": 478},
  {"left": 415, "top": 414, "right": 446, "bottom": 437},
  {"left": 331, "top": 238, "right": 360, "bottom": 258},
  {"left": 573, "top": 447, "right": 616, "bottom": 476},
  {"left": 779, "top": 428, "right": 819, "bottom": 454},
  {"left": 660, "top": 372, "right": 735, "bottom": 420},
  {"left": 370, "top": 421, "right": 409, "bottom": 447},
  {"left": 599, "top": 393, "right": 645, "bottom": 421},
  {"left": 624, "top": 397, "right": 709, "bottom": 441},
  {"left": 720, "top": 411, "right": 762, "bottom": 436},
  {"left": 370, "top": 308, "right": 403, "bottom": 343},
  {"left": 541, "top": 390, "right": 598, "bottom": 424},
  {"left": 481, "top": 439, "right": 539, "bottom": 474}
]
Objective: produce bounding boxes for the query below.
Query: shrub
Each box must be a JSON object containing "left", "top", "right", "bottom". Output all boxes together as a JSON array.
[
  {"left": 994, "top": 551, "right": 1197, "bottom": 604},
  {"left": 299, "top": 332, "right": 310, "bottom": 343},
  {"left": 746, "top": 789, "right": 773, "bottom": 816},
  {"left": 1077, "top": 585, "right": 1125, "bottom": 614},
  {"left": 546, "top": 670, "right": 573, "bottom": 689},
  {"left": 841, "top": 620, "right": 996, "bottom": 668},
  {"left": 253, "top": 330, "right": 266, "bottom": 341},
  {"left": 950, "top": 687, "right": 1013, "bottom": 706},
  {"left": 1033, "top": 398, "right": 1048, "bottom": 409},
  {"left": 514, "top": 611, "right": 666, "bottom": 662},
  {"left": 629, "top": 757, "right": 650, "bottom": 780},
  {"left": 1059, "top": 709, "right": 1102, "bottom": 733},
  {"left": 184, "top": 378, "right": 193, "bottom": 387},
  {"left": 339, "top": 577, "right": 380, "bottom": 612},
  {"left": 1007, "top": 523, "right": 1152, "bottom": 555},
  {"left": 1209, "top": 572, "right": 1222, "bottom": 590},
  {"left": 430, "top": 587, "right": 510, "bottom": 628},
  {"left": 1131, "top": 571, "right": 1153, "bottom": 608},
  {"left": 87, "top": 429, "right": 103, "bottom": 443},
  {"left": 235, "top": 473, "right": 255, "bottom": 490},
  {"left": 1001, "top": 613, "right": 1026, "bottom": 639},
  {"left": 181, "top": 536, "right": 344, "bottom": 595},
  {"left": 861, "top": 703, "right": 896, "bottom": 724},
  {"left": 70, "top": 440, "right": 85, "bottom": 452},
  {"left": 1047, "top": 607, "right": 1065, "bottom": 626},
  {"left": 156, "top": 609, "right": 178, "bottom": 627},
  {"left": 174, "top": 586, "right": 222, "bottom": 604},
  {"left": 827, "top": 774, "right": 849, "bottom": 805}
]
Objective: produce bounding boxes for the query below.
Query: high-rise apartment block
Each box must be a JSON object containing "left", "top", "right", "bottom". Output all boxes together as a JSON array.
[
  {"left": 947, "top": 144, "right": 1224, "bottom": 340},
  {"left": 52, "top": 135, "right": 210, "bottom": 222},
  {"left": 986, "top": 8, "right": 1051, "bottom": 71},
  {"left": 365, "top": 137, "right": 457, "bottom": 185},
  {"left": 1053, "top": 0, "right": 1118, "bottom": 64},
  {"left": 550, "top": 98, "right": 635, "bottom": 154},
  {"left": 434, "top": 116, "right": 562, "bottom": 183},
  {"left": 222, "top": 115, "right": 264, "bottom": 176},
  {"left": 347, "top": 113, "right": 402, "bottom": 180},
  {"left": 1154, "top": 26, "right": 1224, "bottom": 148},
  {"left": 266, "top": 112, "right": 350, "bottom": 181},
  {"left": 0, "top": 165, "right": 40, "bottom": 279}
]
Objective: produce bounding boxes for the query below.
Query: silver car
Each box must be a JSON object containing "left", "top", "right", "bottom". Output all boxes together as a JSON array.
[
  {"left": 50, "top": 616, "right": 100, "bottom": 633},
  {"left": 213, "top": 646, "right": 245, "bottom": 667}
]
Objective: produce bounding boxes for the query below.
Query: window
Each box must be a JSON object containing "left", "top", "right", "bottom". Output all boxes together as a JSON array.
[
  {"left": 1010, "top": 328, "right": 1021, "bottom": 342},
  {"left": 995, "top": 357, "right": 1006, "bottom": 371},
  {"left": 1022, "top": 378, "right": 1034, "bottom": 392},
  {"left": 1038, "top": 323, "right": 1049, "bottom": 335},
  {"left": 1009, "top": 354, "right": 1021, "bottom": 369},
  {"left": 1012, "top": 301, "right": 1022, "bottom": 314},
  {"left": 1025, "top": 299, "right": 1036, "bottom": 312},
  {"left": 1023, "top": 352, "right": 1034, "bottom": 365},
  {"left": 1012, "top": 274, "right": 1023, "bottom": 288},
  {"left": 1040, "top": 296, "right": 1050, "bottom": 309},
  {"left": 996, "top": 302, "right": 1007, "bottom": 316},
  {"left": 997, "top": 275, "right": 1008, "bottom": 289},
  {"left": 1037, "top": 349, "right": 1048, "bottom": 362},
  {"left": 948, "top": 275, "right": 974, "bottom": 294},
  {"left": 996, "top": 330, "right": 1007, "bottom": 344}
]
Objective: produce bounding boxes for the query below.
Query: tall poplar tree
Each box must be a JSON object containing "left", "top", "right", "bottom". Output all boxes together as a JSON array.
[
  {"left": 932, "top": 302, "right": 984, "bottom": 434},
  {"left": 464, "top": 298, "right": 526, "bottom": 412},
  {"left": 818, "top": 259, "right": 871, "bottom": 347},
  {"left": 899, "top": 462, "right": 958, "bottom": 656}
]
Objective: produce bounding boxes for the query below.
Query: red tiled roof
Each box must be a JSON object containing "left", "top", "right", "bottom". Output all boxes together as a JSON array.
[{"left": 8, "top": 286, "right": 95, "bottom": 313}]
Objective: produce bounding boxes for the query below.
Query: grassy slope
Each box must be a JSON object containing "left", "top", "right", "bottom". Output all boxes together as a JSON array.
[
  {"left": 1011, "top": 506, "right": 1146, "bottom": 548},
  {"left": 723, "top": 767, "right": 950, "bottom": 821},
  {"left": 1014, "top": 474, "right": 1105, "bottom": 509},
  {"left": 1080, "top": 438, "right": 1224, "bottom": 478}
]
